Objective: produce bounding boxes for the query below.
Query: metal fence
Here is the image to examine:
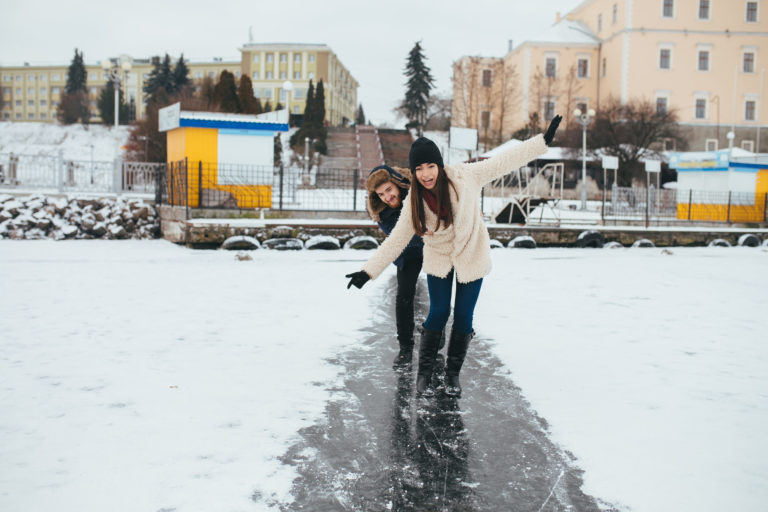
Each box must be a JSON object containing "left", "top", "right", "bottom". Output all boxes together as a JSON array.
[{"left": 0, "top": 152, "right": 159, "bottom": 195}]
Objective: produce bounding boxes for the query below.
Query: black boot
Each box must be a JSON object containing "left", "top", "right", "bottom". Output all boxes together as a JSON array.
[
  {"left": 444, "top": 330, "right": 474, "bottom": 398},
  {"left": 392, "top": 341, "right": 414, "bottom": 370},
  {"left": 416, "top": 328, "right": 443, "bottom": 396},
  {"left": 393, "top": 294, "right": 415, "bottom": 370}
]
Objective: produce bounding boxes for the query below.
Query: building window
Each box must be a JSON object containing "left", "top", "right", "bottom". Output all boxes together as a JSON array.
[
  {"left": 279, "top": 89, "right": 286, "bottom": 101},
  {"left": 663, "top": 138, "right": 676, "bottom": 151},
  {"left": 194, "top": 71, "right": 202, "bottom": 79},
  {"left": 742, "top": 140, "right": 755, "bottom": 152},
  {"left": 613, "top": 3, "right": 618, "bottom": 23},
  {"left": 15, "top": 88, "right": 21, "bottom": 95},
  {"left": 40, "top": 100, "right": 47, "bottom": 106},
  {"left": 293, "top": 105, "right": 300, "bottom": 114},
  {"left": 294, "top": 53, "right": 301, "bottom": 62},
  {"left": 293, "top": 71, "right": 301, "bottom": 80},
  {"left": 545, "top": 57, "right": 557, "bottom": 78},
  {"left": 263, "top": 88, "right": 272, "bottom": 99},
  {"left": 308, "top": 54, "right": 315, "bottom": 63},
  {"left": 294, "top": 88, "right": 304, "bottom": 99},
  {"left": 695, "top": 98, "right": 707, "bottom": 119},
  {"left": 27, "top": 100, "right": 34, "bottom": 106},
  {"left": 253, "top": 88, "right": 261, "bottom": 98},
  {"left": 40, "top": 112, "right": 47, "bottom": 119},
  {"left": 27, "top": 87, "right": 34, "bottom": 95},
  {"left": 52, "top": 74, "right": 61, "bottom": 80},
  {"left": 482, "top": 69, "right": 492, "bottom": 87},
  {"left": 279, "top": 71, "right": 286, "bottom": 80},
  {"left": 743, "top": 52, "right": 755, "bottom": 73},
  {"left": 15, "top": 100, "right": 21, "bottom": 106},
  {"left": 208, "top": 71, "right": 216, "bottom": 78},
  {"left": 481, "top": 111, "right": 491, "bottom": 129},
  {"left": 15, "top": 75, "right": 22, "bottom": 81},
  {"left": 28, "top": 113, "right": 35, "bottom": 119},
  {"left": 543, "top": 99, "right": 556, "bottom": 121},
  {"left": 663, "top": 0, "right": 674, "bottom": 17},
  {"left": 280, "top": 54, "right": 287, "bottom": 63},
  {"left": 266, "top": 54, "right": 274, "bottom": 63},
  {"left": 253, "top": 54, "right": 260, "bottom": 62},
  {"left": 745, "top": 100, "right": 756, "bottom": 121},
  {"left": 659, "top": 48, "right": 671, "bottom": 69},
  {"left": 746, "top": 1, "right": 758, "bottom": 21},
  {"left": 52, "top": 87, "right": 60, "bottom": 94},
  {"left": 656, "top": 96, "right": 668, "bottom": 114},
  {"left": 3, "top": 113, "right": 9, "bottom": 119},
  {"left": 698, "top": 50, "right": 710, "bottom": 71},
  {"left": 576, "top": 101, "right": 588, "bottom": 113},
  {"left": 266, "top": 71, "right": 273, "bottom": 79},
  {"left": 40, "top": 87, "right": 47, "bottom": 94},
  {"left": 598, "top": 13, "right": 603, "bottom": 31},
  {"left": 252, "top": 71, "right": 259, "bottom": 80},
  {"left": 578, "top": 58, "right": 589, "bottom": 78},
  {"left": 15, "top": 113, "right": 21, "bottom": 119},
  {"left": 698, "top": 0, "right": 710, "bottom": 19},
  {"left": 705, "top": 139, "right": 718, "bottom": 151}
]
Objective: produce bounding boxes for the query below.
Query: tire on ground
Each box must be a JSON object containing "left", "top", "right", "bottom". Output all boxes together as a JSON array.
[
  {"left": 708, "top": 238, "right": 731, "bottom": 248},
  {"left": 221, "top": 235, "right": 261, "bottom": 250},
  {"left": 737, "top": 234, "right": 760, "bottom": 247},
  {"left": 508, "top": 235, "right": 536, "bottom": 249},
  {"left": 576, "top": 230, "right": 605, "bottom": 248},
  {"left": 631, "top": 238, "right": 655, "bottom": 248}
]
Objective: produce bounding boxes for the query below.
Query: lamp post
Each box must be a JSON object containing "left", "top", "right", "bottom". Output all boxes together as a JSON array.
[
  {"left": 281, "top": 80, "right": 293, "bottom": 125},
  {"left": 573, "top": 108, "right": 596, "bottom": 210},
  {"left": 101, "top": 58, "right": 132, "bottom": 128}
]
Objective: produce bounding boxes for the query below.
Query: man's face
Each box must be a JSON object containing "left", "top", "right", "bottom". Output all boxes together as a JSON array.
[{"left": 375, "top": 181, "right": 402, "bottom": 209}]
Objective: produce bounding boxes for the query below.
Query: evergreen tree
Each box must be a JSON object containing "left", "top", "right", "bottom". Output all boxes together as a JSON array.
[
  {"left": 238, "top": 75, "right": 260, "bottom": 114},
  {"left": 401, "top": 41, "right": 435, "bottom": 135},
  {"left": 263, "top": 100, "right": 273, "bottom": 112},
  {"left": 172, "top": 54, "right": 190, "bottom": 95},
  {"left": 274, "top": 133, "right": 283, "bottom": 167},
  {"left": 59, "top": 48, "right": 89, "bottom": 124},
  {"left": 214, "top": 70, "right": 241, "bottom": 113},
  {"left": 303, "top": 80, "right": 315, "bottom": 126},
  {"left": 65, "top": 49, "right": 87, "bottom": 94},
  {"left": 314, "top": 80, "right": 326, "bottom": 126},
  {"left": 97, "top": 79, "right": 129, "bottom": 125},
  {"left": 356, "top": 104, "right": 366, "bottom": 125},
  {"left": 144, "top": 54, "right": 174, "bottom": 101},
  {"left": 199, "top": 75, "right": 217, "bottom": 108}
]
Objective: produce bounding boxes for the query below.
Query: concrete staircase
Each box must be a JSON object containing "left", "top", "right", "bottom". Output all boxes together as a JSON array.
[
  {"left": 355, "top": 125, "right": 385, "bottom": 174},
  {"left": 378, "top": 129, "right": 413, "bottom": 169},
  {"left": 322, "top": 128, "right": 357, "bottom": 170}
]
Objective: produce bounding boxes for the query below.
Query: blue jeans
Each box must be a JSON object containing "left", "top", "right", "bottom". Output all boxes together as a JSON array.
[{"left": 423, "top": 269, "right": 483, "bottom": 334}]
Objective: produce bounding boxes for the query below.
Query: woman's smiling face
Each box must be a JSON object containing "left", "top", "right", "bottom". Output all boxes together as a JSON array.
[{"left": 414, "top": 163, "right": 439, "bottom": 190}]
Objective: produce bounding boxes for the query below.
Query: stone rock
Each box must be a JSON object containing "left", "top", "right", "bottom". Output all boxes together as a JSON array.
[
  {"left": 91, "top": 222, "right": 108, "bottom": 237},
  {"left": 489, "top": 239, "right": 504, "bottom": 249},
  {"left": 108, "top": 224, "right": 127, "bottom": 239},
  {"left": 269, "top": 225, "right": 294, "bottom": 238}
]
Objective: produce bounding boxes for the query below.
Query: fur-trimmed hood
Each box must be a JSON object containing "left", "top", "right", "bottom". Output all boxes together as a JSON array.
[{"left": 365, "top": 165, "right": 413, "bottom": 222}]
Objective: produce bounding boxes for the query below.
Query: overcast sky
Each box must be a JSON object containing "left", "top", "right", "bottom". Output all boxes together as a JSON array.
[{"left": 2, "top": 0, "right": 579, "bottom": 126}]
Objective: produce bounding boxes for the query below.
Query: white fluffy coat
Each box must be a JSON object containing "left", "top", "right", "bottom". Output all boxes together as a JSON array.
[{"left": 362, "top": 134, "right": 548, "bottom": 283}]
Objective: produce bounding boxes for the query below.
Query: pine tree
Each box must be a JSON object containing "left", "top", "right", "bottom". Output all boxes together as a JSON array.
[
  {"left": 314, "top": 80, "right": 326, "bottom": 126},
  {"left": 238, "top": 75, "right": 260, "bottom": 114},
  {"left": 274, "top": 133, "right": 283, "bottom": 167},
  {"left": 263, "top": 100, "right": 273, "bottom": 112},
  {"left": 214, "top": 70, "right": 241, "bottom": 113},
  {"left": 144, "top": 54, "right": 174, "bottom": 102},
  {"left": 172, "top": 54, "right": 190, "bottom": 95},
  {"left": 303, "top": 80, "right": 315, "bottom": 126},
  {"left": 356, "top": 104, "right": 366, "bottom": 125},
  {"left": 401, "top": 41, "right": 435, "bottom": 135},
  {"left": 199, "top": 75, "right": 217, "bottom": 108},
  {"left": 97, "top": 79, "right": 129, "bottom": 125},
  {"left": 59, "top": 48, "right": 89, "bottom": 124}
]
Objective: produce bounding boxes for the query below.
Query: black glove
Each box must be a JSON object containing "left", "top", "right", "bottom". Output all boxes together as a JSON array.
[
  {"left": 543, "top": 114, "right": 562, "bottom": 146},
  {"left": 346, "top": 271, "right": 370, "bottom": 289}
]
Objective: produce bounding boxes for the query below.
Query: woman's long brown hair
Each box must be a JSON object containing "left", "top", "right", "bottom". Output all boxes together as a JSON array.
[{"left": 410, "top": 165, "right": 454, "bottom": 235}]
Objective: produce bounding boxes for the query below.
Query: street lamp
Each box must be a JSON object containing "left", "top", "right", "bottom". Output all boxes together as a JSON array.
[
  {"left": 573, "top": 108, "right": 596, "bottom": 210},
  {"left": 101, "top": 58, "right": 132, "bottom": 128},
  {"left": 281, "top": 80, "right": 293, "bottom": 124}
]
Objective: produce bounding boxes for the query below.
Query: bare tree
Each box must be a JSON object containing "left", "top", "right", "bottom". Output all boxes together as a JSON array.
[{"left": 587, "top": 97, "right": 686, "bottom": 186}]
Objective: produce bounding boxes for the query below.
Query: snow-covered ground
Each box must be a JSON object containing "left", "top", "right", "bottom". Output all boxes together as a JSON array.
[
  {"left": 0, "top": 122, "right": 131, "bottom": 161},
  {"left": 1, "top": 241, "right": 767, "bottom": 511}
]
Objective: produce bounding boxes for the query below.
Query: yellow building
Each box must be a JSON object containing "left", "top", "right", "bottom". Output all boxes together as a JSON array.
[
  {"left": 1, "top": 43, "right": 358, "bottom": 127},
  {"left": 452, "top": 0, "right": 767, "bottom": 152}
]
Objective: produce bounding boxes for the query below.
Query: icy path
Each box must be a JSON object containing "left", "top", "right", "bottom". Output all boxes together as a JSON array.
[{"left": 277, "top": 277, "right": 613, "bottom": 511}]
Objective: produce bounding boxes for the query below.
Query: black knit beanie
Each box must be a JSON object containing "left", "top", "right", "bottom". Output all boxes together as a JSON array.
[{"left": 409, "top": 137, "right": 443, "bottom": 172}]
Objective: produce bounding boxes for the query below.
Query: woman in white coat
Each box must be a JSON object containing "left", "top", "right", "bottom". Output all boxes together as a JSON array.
[{"left": 347, "top": 116, "right": 562, "bottom": 397}]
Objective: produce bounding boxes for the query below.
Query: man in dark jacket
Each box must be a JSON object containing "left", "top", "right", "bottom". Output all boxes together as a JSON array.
[{"left": 366, "top": 165, "right": 424, "bottom": 369}]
